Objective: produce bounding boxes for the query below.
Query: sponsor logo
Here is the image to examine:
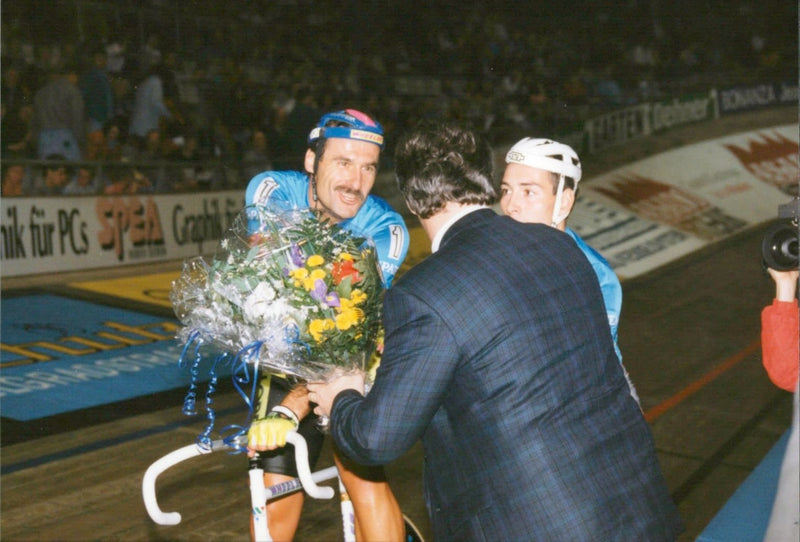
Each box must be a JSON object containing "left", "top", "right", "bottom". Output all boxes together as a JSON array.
[
  {"left": 349, "top": 129, "right": 384, "bottom": 146},
  {"left": 586, "top": 105, "right": 649, "bottom": 152},
  {"left": 606, "top": 230, "right": 689, "bottom": 268},
  {"left": 96, "top": 196, "right": 165, "bottom": 261},
  {"left": 718, "top": 82, "right": 796, "bottom": 113},
  {"left": 1, "top": 204, "right": 89, "bottom": 260},
  {"left": 506, "top": 150, "right": 525, "bottom": 163},
  {"left": 651, "top": 96, "right": 712, "bottom": 131},
  {"left": 590, "top": 175, "right": 746, "bottom": 240},
  {"left": 172, "top": 197, "right": 240, "bottom": 252},
  {"left": 724, "top": 132, "right": 800, "bottom": 194}
]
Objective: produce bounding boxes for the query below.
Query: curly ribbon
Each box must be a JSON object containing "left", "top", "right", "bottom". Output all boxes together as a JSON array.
[
  {"left": 195, "top": 352, "right": 229, "bottom": 452},
  {"left": 219, "top": 354, "right": 258, "bottom": 454},
  {"left": 220, "top": 340, "right": 266, "bottom": 453},
  {"left": 284, "top": 323, "right": 311, "bottom": 358},
  {"left": 220, "top": 424, "right": 249, "bottom": 454},
  {"left": 231, "top": 341, "right": 264, "bottom": 414},
  {"left": 178, "top": 331, "right": 203, "bottom": 417},
  {"left": 174, "top": 334, "right": 233, "bottom": 453},
  {"left": 177, "top": 330, "right": 319, "bottom": 454}
]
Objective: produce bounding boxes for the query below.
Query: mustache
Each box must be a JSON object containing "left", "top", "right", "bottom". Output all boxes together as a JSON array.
[{"left": 336, "top": 187, "right": 364, "bottom": 201}]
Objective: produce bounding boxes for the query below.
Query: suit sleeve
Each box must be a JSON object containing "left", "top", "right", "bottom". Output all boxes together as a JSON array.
[
  {"left": 330, "top": 287, "right": 458, "bottom": 465},
  {"left": 761, "top": 299, "right": 799, "bottom": 392}
]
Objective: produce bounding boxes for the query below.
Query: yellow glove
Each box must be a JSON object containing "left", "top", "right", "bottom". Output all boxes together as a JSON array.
[{"left": 247, "top": 410, "right": 299, "bottom": 450}]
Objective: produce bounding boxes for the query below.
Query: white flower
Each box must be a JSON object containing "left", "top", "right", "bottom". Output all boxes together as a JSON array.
[
  {"left": 261, "top": 297, "right": 295, "bottom": 323},
  {"left": 243, "top": 282, "right": 278, "bottom": 322}
]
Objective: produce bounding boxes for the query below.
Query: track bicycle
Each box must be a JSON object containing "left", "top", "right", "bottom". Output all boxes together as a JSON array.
[{"left": 142, "top": 432, "right": 425, "bottom": 541}]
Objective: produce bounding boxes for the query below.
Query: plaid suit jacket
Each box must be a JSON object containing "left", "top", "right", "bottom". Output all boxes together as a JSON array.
[{"left": 331, "top": 209, "right": 683, "bottom": 541}]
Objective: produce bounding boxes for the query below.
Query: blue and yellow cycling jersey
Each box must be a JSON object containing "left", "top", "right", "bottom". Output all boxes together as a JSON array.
[
  {"left": 566, "top": 227, "right": 623, "bottom": 361},
  {"left": 246, "top": 170, "right": 409, "bottom": 287}
]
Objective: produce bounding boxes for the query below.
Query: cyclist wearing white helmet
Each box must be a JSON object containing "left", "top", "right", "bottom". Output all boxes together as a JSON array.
[
  {"left": 500, "top": 137, "right": 638, "bottom": 402},
  {"left": 245, "top": 109, "right": 410, "bottom": 542}
]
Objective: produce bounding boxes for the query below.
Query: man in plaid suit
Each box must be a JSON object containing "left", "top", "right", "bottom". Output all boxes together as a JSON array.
[{"left": 309, "top": 122, "right": 683, "bottom": 541}]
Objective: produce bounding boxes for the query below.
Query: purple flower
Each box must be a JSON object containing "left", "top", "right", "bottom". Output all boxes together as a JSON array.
[
  {"left": 289, "top": 243, "right": 305, "bottom": 267},
  {"left": 325, "top": 292, "right": 341, "bottom": 308},
  {"left": 310, "top": 278, "right": 328, "bottom": 302}
]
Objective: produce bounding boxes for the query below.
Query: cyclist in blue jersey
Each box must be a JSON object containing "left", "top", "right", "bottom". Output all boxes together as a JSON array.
[
  {"left": 245, "top": 109, "right": 410, "bottom": 542},
  {"left": 499, "top": 137, "right": 639, "bottom": 403}
]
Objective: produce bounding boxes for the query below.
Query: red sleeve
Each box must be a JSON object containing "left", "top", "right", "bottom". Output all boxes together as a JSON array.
[{"left": 761, "top": 299, "right": 800, "bottom": 392}]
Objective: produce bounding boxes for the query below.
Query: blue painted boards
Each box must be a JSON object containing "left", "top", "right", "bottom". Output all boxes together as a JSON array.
[{"left": 1, "top": 294, "right": 223, "bottom": 421}]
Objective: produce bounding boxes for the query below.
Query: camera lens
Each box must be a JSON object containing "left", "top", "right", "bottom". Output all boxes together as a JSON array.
[{"left": 762, "top": 220, "right": 799, "bottom": 271}]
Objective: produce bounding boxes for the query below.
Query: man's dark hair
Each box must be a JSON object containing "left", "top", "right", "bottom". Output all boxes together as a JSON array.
[
  {"left": 394, "top": 121, "right": 496, "bottom": 219},
  {"left": 309, "top": 120, "right": 339, "bottom": 170}
]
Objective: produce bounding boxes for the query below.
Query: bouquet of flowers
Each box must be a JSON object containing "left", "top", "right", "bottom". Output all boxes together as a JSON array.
[{"left": 171, "top": 204, "right": 385, "bottom": 382}]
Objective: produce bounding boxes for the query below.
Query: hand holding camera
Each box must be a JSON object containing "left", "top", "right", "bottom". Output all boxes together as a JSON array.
[{"left": 762, "top": 197, "right": 799, "bottom": 272}]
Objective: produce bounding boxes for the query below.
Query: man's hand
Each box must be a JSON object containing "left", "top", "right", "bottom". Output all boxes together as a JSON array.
[
  {"left": 307, "top": 372, "right": 365, "bottom": 418},
  {"left": 247, "top": 415, "right": 297, "bottom": 453}
]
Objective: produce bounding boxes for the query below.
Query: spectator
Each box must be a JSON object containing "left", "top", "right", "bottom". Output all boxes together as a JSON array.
[
  {"left": 128, "top": 65, "right": 173, "bottom": 146},
  {"left": 139, "top": 34, "right": 163, "bottom": 75},
  {"left": 63, "top": 165, "right": 101, "bottom": 195},
  {"left": 761, "top": 267, "right": 799, "bottom": 541},
  {"left": 1, "top": 61, "right": 31, "bottom": 115},
  {"left": 132, "top": 128, "right": 163, "bottom": 191},
  {"left": 31, "top": 64, "right": 85, "bottom": 161},
  {"left": 1, "top": 163, "right": 28, "bottom": 197},
  {"left": 1, "top": 102, "right": 33, "bottom": 157},
  {"left": 241, "top": 128, "right": 273, "bottom": 181},
  {"left": 137, "top": 128, "right": 164, "bottom": 162},
  {"left": 103, "top": 166, "right": 152, "bottom": 195},
  {"left": 165, "top": 132, "right": 205, "bottom": 191},
  {"left": 103, "top": 117, "right": 134, "bottom": 162},
  {"left": 79, "top": 47, "right": 114, "bottom": 141},
  {"left": 33, "top": 155, "right": 70, "bottom": 195},
  {"left": 273, "top": 87, "right": 320, "bottom": 170},
  {"left": 105, "top": 41, "right": 127, "bottom": 74},
  {"left": 762, "top": 268, "right": 800, "bottom": 390},
  {"left": 109, "top": 72, "right": 134, "bottom": 121}
]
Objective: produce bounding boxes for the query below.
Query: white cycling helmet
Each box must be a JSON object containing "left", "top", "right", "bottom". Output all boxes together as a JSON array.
[
  {"left": 505, "top": 138, "right": 582, "bottom": 226},
  {"left": 505, "top": 138, "right": 582, "bottom": 183}
]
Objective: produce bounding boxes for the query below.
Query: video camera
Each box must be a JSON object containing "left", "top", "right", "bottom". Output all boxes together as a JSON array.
[{"left": 761, "top": 197, "right": 799, "bottom": 271}]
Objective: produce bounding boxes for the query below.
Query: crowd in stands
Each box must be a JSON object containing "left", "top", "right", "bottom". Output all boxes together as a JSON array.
[{"left": 1, "top": 0, "right": 796, "bottom": 197}]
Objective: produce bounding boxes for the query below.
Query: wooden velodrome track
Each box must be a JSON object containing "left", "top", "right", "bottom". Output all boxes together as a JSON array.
[{"left": 1, "top": 107, "right": 797, "bottom": 541}]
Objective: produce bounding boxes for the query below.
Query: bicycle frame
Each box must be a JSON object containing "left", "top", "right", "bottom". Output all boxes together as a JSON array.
[{"left": 142, "top": 431, "right": 353, "bottom": 542}]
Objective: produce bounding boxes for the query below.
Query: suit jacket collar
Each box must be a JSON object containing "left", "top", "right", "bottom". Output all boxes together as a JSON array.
[
  {"left": 431, "top": 205, "right": 490, "bottom": 252},
  {"left": 437, "top": 207, "right": 496, "bottom": 252}
]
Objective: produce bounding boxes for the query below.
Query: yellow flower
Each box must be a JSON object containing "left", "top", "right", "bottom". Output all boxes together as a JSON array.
[
  {"left": 309, "top": 318, "right": 335, "bottom": 342},
  {"left": 290, "top": 267, "right": 309, "bottom": 287},
  {"left": 301, "top": 269, "right": 327, "bottom": 291},
  {"left": 335, "top": 308, "right": 364, "bottom": 330},
  {"left": 338, "top": 253, "right": 354, "bottom": 261},
  {"left": 350, "top": 289, "right": 367, "bottom": 305},
  {"left": 307, "top": 254, "right": 325, "bottom": 267}
]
